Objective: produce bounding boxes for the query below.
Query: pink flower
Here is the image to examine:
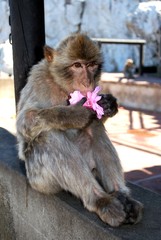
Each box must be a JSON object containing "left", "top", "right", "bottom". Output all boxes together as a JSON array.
[
  {"left": 69, "top": 86, "right": 104, "bottom": 119},
  {"left": 69, "top": 91, "right": 84, "bottom": 105}
]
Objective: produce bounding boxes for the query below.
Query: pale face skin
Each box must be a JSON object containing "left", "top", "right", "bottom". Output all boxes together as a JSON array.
[{"left": 69, "top": 60, "right": 99, "bottom": 95}]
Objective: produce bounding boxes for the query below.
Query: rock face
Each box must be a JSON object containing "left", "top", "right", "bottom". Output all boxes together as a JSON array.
[
  {"left": 127, "top": 1, "right": 161, "bottom": 68},
  {"left": 81, "top": 0, "right": 140, "bottom": 71},
  {"left": 0, "top": 40, "right": 13, "bottom": 76},
  {"left": 0, "top": 1, "right": 12, "bottom": 76},
  {"left": 0, "top": 0, "right": 10, "bottom": 43},
  {"left": 0, "top": 0, "right": 161, "bottom": 73},
  {"left": 46, "top": 0, "right": 161, "bottom": 72}
]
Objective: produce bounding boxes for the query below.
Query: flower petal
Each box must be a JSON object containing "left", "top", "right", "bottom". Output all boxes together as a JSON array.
[
  {"left": 69, "top": 91, "right": 84, "bottom": 105},
  {"left": 69, "top": 86, "right": 104, "bottom": 119}
]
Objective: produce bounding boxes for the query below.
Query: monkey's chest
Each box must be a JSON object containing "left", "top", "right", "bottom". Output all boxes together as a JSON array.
[{"left": 65, "top": 128, "right": 93, "bottom": 149}]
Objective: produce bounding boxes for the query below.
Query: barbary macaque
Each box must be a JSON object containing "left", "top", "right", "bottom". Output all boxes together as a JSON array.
[
  {"left": 124, "top": 58, "right": 135, "bottom": 79},
  {"left": 16, "top": 34, "right": 143, "bottom": 227}
]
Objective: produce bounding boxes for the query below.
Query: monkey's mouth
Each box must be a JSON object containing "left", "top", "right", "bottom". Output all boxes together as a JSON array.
[
  {"left": 80, "top": 88, "right": 94, "bottom": 96},
  {"left": 80, "top": 91, "right": 87, "bottom": 97}
]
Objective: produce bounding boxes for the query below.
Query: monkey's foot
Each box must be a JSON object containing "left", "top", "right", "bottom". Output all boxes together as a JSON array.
[
  {"left": 95, "top": 197, "right": 126, "bottom": 227},
  {"left": 115, "top": 192, "right": 144, "bottom": 224}
]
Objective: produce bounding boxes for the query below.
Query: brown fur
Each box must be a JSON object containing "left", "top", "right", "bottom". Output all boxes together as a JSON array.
[
  {"left": 16, "top": 33, "right": 143, "bottom": 227},
  {"left": 124, "top": 58, "right": 135, "bottom": 79}
]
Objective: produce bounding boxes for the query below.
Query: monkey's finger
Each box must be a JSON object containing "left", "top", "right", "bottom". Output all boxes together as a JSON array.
[
  {"left": 76, "top": 97, "right": 87, "bottom": 106},
  {"left": 97, "top": 99, "right": 107, "bottom": 106}
]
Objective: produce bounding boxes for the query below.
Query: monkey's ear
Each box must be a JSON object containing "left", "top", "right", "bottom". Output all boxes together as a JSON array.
[{"left": 44, "top": 46, "right": 55, "bottom": 62}]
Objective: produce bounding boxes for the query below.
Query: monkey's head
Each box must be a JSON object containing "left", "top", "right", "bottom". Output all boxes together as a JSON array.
[
  {"left": 125, "top": 59, "right": 134, "bottom": 68},
  {"left": 44, "top": 34, "right": 103, "bottom": 96}
]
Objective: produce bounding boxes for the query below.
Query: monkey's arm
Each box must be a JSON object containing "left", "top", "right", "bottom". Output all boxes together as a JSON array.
[
  {"left": 17, "top": 100, "right": 93, "bottom": 139},
  {"left": 97, "top": 94, "right": 118, "bottom": 122},
  {"left": 37, "top": 104, "right": 93, "bottom": 130}
]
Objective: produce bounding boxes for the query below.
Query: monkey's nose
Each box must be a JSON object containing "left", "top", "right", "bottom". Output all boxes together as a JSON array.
[
  {"left": 81, "top": 86, "right": 94, "bottom": 96},
  {"left": 82, "top": 81, "right": 90, "bottom": 88}
]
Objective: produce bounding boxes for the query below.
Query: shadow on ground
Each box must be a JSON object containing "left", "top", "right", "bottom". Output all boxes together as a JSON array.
[{"left": 125, "top": 165, "right": 161, "bottom": 195}]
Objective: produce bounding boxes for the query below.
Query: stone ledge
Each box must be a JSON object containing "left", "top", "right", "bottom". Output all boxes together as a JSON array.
[{"left": 0, "top": 127, "right": 161, "bottom": 240}]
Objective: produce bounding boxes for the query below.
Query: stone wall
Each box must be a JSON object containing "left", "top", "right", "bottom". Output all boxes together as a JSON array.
[{"left": 100, "top": 77, "right": 161, "bottom": 111}]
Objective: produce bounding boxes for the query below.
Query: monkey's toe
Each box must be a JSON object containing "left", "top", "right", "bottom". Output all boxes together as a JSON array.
[
  {"left": 124, "top": 198, "right": 143, "bottom": 224},
  {"left": 114, "top": 192, "right": 143, "bottom": 225},
  {"left": 96, "top": 197, "right": 126, "bottom": 227}
]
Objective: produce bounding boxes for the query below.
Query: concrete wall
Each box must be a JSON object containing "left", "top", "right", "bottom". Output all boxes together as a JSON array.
[
  {"left": 100, "top": 80, "right": 161, "bottom": 112},
  {"left": 0, "top": 128, "right": 161, "bottom": 240}
]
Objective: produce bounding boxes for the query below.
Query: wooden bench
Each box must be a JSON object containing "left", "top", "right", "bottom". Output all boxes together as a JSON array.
[{"left": 92, "top": 38, "right": 146, "bottom": 75}]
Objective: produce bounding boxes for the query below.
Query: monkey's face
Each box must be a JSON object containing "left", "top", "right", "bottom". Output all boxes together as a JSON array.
[
  {"left": 68, "top": 60, "right": 100, "bottom": 95},
  {"left": 125, "top": 59, "right": 134, "bottom": 68},
  {"left": 44, "top": 34, "right": 103, "bottom": 96}
]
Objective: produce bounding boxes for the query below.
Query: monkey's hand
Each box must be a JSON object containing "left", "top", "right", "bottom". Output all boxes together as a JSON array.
[{"left": 97, "top": 94, "right": 118, "bottom": 118}]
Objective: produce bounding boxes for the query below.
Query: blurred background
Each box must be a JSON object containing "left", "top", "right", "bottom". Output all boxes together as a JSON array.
[
  {"left": 1, "top": 0, "right": 161, "bottom": 73},
  {"left": 0, "top": 0, "right": 161, "bottom": 194}
]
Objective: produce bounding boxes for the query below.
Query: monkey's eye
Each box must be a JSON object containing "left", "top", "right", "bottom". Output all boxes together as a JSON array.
[
  {"left": 86, "top": 61, "right": 97, "bottom": 67},
  {"left": 73, "top": 62, "right": 82, "bottom": 68}
]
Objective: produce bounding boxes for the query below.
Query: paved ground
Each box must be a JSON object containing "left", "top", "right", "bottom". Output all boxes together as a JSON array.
[
  {"left": 0, "top": 74, "right": 161, "bottom": 195},
  {"left": 102, "top": 72, "right": 161, "bottom": 195},
  {"left": 105, "top": 107, "right": 161, "bottom": 195}
]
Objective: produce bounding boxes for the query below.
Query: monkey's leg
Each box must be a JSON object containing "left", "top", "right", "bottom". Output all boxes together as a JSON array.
[
  {"left": 25, "top": 132, "right": 126, "bottom": 227},
  {"left": 90, "top": 122, "right": 127, "bottom": 194},
  {"left": 92, "top": 125, "right": 143, "bottom": 224}
]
